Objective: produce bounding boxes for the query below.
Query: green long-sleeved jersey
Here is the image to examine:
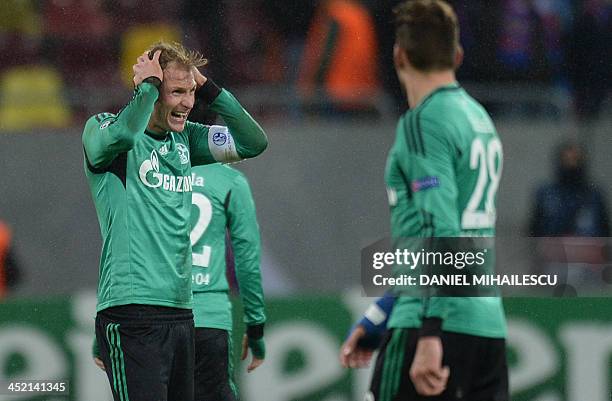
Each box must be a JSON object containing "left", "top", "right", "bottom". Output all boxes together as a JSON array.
[
  {"left": 190, "top": 163, "right": 265, "bottom": 330},
  {"left": 386, "top": 83, "right": 506, "bottom": 338},
  {"left": 83, "top": 81, "right": 267, "bottom": 312}
]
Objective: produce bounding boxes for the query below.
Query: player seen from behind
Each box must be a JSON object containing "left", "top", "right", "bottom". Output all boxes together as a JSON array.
[{"left": 341, "top": 1, "right": 508, "bottom": 400}]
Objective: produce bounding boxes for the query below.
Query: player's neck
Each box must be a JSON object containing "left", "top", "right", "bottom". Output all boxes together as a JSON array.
[
  {"left": 404, "top": 70, "right": 457, "bottom": 109},
  {"left": 146, "top": 121, "right": 169, "bottom": 138}
]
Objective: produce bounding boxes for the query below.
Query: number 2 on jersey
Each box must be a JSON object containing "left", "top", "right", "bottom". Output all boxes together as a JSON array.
[
  {"left": 462, "top": 137, "right": 502, "bottom": 229},
  {"left": 191, "top": 193, "right": 213, "bottom": 267}
]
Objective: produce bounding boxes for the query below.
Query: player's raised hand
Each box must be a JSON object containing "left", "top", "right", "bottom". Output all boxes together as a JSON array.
[
  {"left": 339, "top": 325, "right": 374, "bottom": 368},
  {"left": 409, "top": 337, "right": 450, "bottom": 396},
  {"left": 241, "top": 334, "right": 265, "bottom": 373},
  {"left": 192, "top": 66, "right": 208, "bottom": 88},
  {"left": 132, "top": 50, "right": 163, "bottom": 87}
]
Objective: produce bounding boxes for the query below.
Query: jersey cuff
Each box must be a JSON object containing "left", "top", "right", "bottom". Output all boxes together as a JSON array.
[
  {"left": 419, "top": 317, "right": 443, "bottom": 337},
  {"left": 197, "top": 79, "right": 222, "bottom": 104},
  {"left": 142, "top": 76, "right": 162, "bottom": 89},
  {"left": 247, "top": 323, "right": 264, "bottom": 340}
]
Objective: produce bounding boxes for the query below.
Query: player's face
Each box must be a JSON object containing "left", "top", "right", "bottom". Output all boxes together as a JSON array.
[{"left": 150, "top": 62, "right": 196, "bottom": 133}]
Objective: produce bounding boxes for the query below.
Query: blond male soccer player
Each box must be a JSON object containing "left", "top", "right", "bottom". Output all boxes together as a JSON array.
[
  {"left": 341, "top": 2, "right": 508, "bottom": 400},
  {"left": 84, "top": 42, "right": 267, "bottom": 401}
]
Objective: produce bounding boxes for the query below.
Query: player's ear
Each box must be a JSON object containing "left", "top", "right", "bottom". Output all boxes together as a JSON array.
[
  {"left": 454, "top": 45, "right": 464, "bottom": 69},
  {"left": 393, "top": 43, "right": 407, "bottom": 71}
]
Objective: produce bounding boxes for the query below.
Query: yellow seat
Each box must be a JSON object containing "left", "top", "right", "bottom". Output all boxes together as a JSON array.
[
  {"left": 120, "top": 24, "right": 182, "bottom": 87},
  {"left": 0, "top": 66, "right": 72, "bottom": 131}
]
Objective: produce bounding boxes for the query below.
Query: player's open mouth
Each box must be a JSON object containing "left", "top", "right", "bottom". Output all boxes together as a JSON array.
[{"left": 170, "top": 111, "right": 188, "bottom": 123}]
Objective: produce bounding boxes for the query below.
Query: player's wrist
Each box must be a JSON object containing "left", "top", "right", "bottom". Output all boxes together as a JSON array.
[
  {"left": 142, "top": 76, "right": 162, "bottom": 89},
  {"left": 246, "top": 323, "right": 264, "bottom": 340},
  {"left": 92, "top": 337, "right": 101, "bottom": 359},
  {"left": 246, "top": 323, "right": 265, "bottom": 358},
  {"left": 197, "top": 79, "right": 222, "bottom": 104},
  {"left": 419, "top": 317, "right": 443, "bottom": 337},
  {"left": 248, "top": 337, "right": 266, "bottom": 359}
]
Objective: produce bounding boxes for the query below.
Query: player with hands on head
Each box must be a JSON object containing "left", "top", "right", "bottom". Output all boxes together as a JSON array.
[{"left": 84, "top": 40, "right": 267, "bottom": 401}]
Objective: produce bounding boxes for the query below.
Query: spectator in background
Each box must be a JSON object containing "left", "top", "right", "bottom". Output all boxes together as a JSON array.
[
  {"left": 298, "top": 0, "right": 380, "bottom": 116},
  {"left": 366, "top": 0, "right": 403, "bottom": 114},
  {"left": 496, "top": 0, "right": 550, "bottom": 82},
  {"left": 42, "top": 0, "right": 116, "bottom": 116},
  {"left": 529, "top": 140, "right": 610, "bottom": 237},
  {"left": 181, "top": 1, "right": 229, "bottom": 84},
  {"left": 105, "top": 0, "right": 180, "bottom": 27},
  {"left": 183, "top": 0, "right": 286, "bottom": 93},
  {"left": 0, "top": 220, "right": 22, "bottom": 298},
  {"left": 565, "top": 0, "right": 612, "bottom": 123},
  {"left": 0, "top": 0, "right": 42, "bottom": 68}
]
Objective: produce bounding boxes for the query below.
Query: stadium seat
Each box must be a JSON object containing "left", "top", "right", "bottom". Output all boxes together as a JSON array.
[
  {"left": 120, "top": 24, "right": 182, "bottom": 87},
  {"left": 0, "top": 66, "right": 72, "bottom": 131}
]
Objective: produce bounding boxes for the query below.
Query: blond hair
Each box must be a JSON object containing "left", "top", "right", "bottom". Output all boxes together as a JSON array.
[{"left": 146, "top": 41, "right": 208, "bottom": 70}]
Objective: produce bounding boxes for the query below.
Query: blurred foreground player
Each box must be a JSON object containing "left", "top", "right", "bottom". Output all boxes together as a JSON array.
[
  {"left": 191, "top": 163, "right": 266, "bottom": 401},
  {"left": 84, "top": 41, "right": 267, "bottom": 401},
  {"left": 341, "top": 1, "right": 508, "bottom": 400}
]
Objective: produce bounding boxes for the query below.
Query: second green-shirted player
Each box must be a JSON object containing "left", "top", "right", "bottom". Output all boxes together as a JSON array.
[
  {"left": 190, "top": 163, "right": 266, "bottom": 401},
  {"left": 341, "top": 2, "right": 509, "bottom": 401}
]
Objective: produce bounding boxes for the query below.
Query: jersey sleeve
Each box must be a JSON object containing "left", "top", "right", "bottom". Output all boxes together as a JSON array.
[
  {"left": 186, "top": 80, "right": 268, "bottom": 165},
  {"left": 82, "top": 82, "right": 159, "bottom": 169},
  {"left": 407, "top": 116, "right": 460, "bottom": 326},
  {"left": 227, "top": 173, "right": 266, "bottom": 326},
  {"left": 409, "top": 116, "right": 461, "bottom": 237}
]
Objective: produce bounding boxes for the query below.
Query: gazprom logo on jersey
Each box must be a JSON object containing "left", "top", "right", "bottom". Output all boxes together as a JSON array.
[
  {"left": 411, "top": 176, "right": 440, "bottom": 192},
  {"left": 212, "top": 131, "right": 227, "bottom": 146},
  {"left": 138, "top": 150, "right": 192, "bottom": 192}
]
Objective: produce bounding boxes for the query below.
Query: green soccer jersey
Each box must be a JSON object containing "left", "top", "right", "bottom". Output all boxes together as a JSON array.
[
  {"left": 83, "top": 81, "right": 267, "bottom": 312},
  {"left": 190, "top": 163, "right": 265, "bottom": 330},
  {"left": 385, "top": 83, "right": 506, "bottom": 338}
]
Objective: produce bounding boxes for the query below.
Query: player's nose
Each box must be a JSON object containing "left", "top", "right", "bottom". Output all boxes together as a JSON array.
[{"left": 181, "top": 94, "right": 195, "bottom": 109}]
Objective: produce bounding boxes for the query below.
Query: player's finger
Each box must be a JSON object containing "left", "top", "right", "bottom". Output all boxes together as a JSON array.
[
  {"left": 339, "top": 346, "right": 350, "bottom": 367},
  {"left": 339, "top": 335, "right": 358, "bottom": 367},
  {"left": 339, "top": 339, "right": 357, "bottom": 367},
  {"left": 414, "top": 378, "right": 440, "bottom": 397},
  {"left": 421, "top": 372, "right": 447, "bottom": 395},
  {"left": 356, "top": 350, "right": 373, "bottom": 367},
  {"left": 348, "top": 350, "right": 364, "bottom": 368},
  {"left": 342, "top": 326, "right": 364, "bottom": 356},
  {"left": 152, "top": 50, "right": 161, "bottom": 62},
  {"left": 241, "top": 335, "right": 248, "bottom": 360},
  {"left": 343, "top": 332, "right": 359, "bottom": 354},
  {"left": 247, "top": 357, "right": 264, "bottom": 372},
  {"left": 431, "top": 365, "right": 450, "bottom": 381},
  {"left": 94, "top": 357, "right": 106, "bottom": 371}
]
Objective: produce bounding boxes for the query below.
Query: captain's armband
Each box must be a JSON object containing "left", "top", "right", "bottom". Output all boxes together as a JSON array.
[{"left": 207, "top": 125, "right": 242, "bottom": 163}]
